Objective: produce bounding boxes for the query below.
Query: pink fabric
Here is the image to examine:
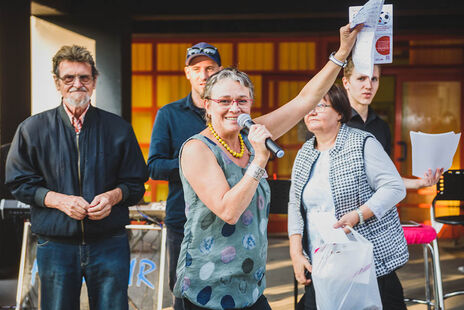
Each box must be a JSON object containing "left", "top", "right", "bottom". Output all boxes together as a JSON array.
[{"left": 402, "top": 225, "right": 437, "bottom": 245}]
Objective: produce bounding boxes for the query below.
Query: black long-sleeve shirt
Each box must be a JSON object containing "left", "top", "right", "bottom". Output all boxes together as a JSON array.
[{"left": 347, "top": 107, "right": 392, "bottom": 156}]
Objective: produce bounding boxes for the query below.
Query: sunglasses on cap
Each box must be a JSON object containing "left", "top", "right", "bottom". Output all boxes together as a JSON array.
[{"left": 186, "top": 46, "right": 218, "bottom": 57}]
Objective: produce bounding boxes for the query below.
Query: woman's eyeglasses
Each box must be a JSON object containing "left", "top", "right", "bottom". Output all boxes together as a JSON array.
[
  {"left": 208, "top": 98, "right": 253, "bottom": 108},
  {"left": 187, "top": 47, "right": 218, "bottom": 57},
  {"left": 311, "top": 103, "right": 332, "bottom": 113}
]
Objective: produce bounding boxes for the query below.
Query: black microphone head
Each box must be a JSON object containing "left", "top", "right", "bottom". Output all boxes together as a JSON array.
[{"left": 237, "top": 114, "right": 252, "bottom": 128}]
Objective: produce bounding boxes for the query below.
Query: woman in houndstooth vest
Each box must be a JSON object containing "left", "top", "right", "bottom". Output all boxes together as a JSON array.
[{"left": 288, "top": 84, "right": 409, "bottom": 310}]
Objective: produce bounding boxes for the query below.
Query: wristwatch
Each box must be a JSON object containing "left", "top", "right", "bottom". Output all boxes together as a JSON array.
[{"left": 329, "top": 52, "right": 348, "bottom": 68}]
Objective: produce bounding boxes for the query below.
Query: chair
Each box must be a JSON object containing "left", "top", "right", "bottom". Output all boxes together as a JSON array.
[
  {"left": 403, "top": 224, "right": 444, "bottom": 309},
  {"left": 431, "top": 169, "right": 464, "bottom": 301}
]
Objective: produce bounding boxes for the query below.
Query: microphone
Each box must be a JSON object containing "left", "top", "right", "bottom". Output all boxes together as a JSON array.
[{"left": 237, "top": 114, "right": 285, "bottom": 158}]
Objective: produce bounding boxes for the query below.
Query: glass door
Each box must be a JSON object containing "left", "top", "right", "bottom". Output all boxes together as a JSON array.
[
  {"left": 400, "top": 81, "right": 461, "bottom": 174},
  {"left": 395, "top": 74, "right": 463, "bottom": 229}
]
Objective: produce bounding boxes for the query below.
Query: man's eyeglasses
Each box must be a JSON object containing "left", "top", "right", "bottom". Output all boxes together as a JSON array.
[
  {"left": 187, "top": 47, "right": 218, "bottom": 57},
  {"left": 57, "top": 75, "right": 93, "bottom": 85},
  {"left": 311, "top": 103, "right": 332, "bottom": 113},
  {"left": 208, "top": 98, "right": 253, "bottom": 108}
]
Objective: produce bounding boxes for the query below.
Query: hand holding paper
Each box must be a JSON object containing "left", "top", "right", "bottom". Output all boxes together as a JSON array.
[
  {"left": 338, "top": 23, "right": 364, "bottom": 59},
  {"left": 418, "top": 168, "right": 444, "bottom": 188}
]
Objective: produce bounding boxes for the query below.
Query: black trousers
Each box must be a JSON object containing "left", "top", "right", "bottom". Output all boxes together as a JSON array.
[
  {"left": 183, "top": 295, "right": 271, "bottom": 310},
  {"left": 167, "top": 227, "right": 185, "bottom": 310},
  {"left": 300, "top": 270, "right": 407, "bottom": 310}
]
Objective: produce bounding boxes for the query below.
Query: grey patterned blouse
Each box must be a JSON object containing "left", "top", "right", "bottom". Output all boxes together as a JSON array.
[{"left": 174, "top": 133, "right": 271, "bottom": 309}]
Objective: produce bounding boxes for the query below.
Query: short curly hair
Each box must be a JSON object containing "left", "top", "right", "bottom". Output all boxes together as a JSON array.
[
  {"left": 202, "top": 67, "right": 254, "bottom": 123},
  {"left": 52, "top": 45, "right": 99, "bottom": 78}
]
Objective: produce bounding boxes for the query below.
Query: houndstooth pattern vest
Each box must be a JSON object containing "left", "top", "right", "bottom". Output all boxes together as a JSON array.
[{"left": 290, "top": 124, "right": 408, "bottom": 277}]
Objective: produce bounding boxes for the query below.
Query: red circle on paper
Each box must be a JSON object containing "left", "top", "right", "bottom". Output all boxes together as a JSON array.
[{"left": 376, "top": 36, "right": 390, "bottom": 55}]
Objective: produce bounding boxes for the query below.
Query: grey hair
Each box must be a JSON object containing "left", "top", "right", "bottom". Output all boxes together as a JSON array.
[
  {"left": 202, "top": 67, "right": 254, "bottom": 100},
  {"left": 202, "top": 67, "right": 254, "bottom": 123},
  {"left": 52, "top": 45, "right": 99, "bottom": 78}
]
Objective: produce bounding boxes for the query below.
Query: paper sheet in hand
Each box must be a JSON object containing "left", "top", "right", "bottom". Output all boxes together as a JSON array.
[
  {"left": 349, "top": 0, "right": 393, "bottom": 77},
  {"left": 311, "top": 212, "right": 349, "bottom": 244},
  {"left": 410, "top": 131, "right": 461, "bottom": 178},
  {"left": 350, "top": 0, "right": 384, "bottom": 30}
]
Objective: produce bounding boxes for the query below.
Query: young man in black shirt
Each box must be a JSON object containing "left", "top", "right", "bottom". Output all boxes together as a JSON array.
[{"left": 342, "top": 59, "right": 443, "bottom": 189}]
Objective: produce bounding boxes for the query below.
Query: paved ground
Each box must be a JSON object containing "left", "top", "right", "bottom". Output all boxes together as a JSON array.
[{"left": 1, "top": 236, "right": 463, "bottom": 309}]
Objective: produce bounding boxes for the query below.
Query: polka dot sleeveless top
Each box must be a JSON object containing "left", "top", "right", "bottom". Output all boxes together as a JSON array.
[{"left": 174, "top": 134, "right": 271, "bottom": 309}]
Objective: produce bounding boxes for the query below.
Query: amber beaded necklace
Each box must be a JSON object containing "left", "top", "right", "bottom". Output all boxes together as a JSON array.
[{"left": 208, "top": 123, "right": 245, "bottom": 158}]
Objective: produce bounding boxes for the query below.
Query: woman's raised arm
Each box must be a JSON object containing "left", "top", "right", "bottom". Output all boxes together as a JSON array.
[{"left": 255, "top": 23, "right": 362, "bottom": 140}]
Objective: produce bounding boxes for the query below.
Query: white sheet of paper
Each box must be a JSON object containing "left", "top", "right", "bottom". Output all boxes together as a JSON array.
[
  {"left": 351, "top": 31, "right": 376, "bottom": 77},
  {"left": 349, "top": 0, "right": 385, "bottom": 77},
  {"left": 410, "top": 131, "right": 461, "bottom": 177},
  {"left": 350, "top": 0, "right": 384, "bottom": 30},
  {"left": 310, "top": 212, "right": 349, "bottom": 244}
]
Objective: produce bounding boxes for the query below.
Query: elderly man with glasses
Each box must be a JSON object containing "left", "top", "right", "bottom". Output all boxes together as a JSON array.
[
  {"left": 6, "top": 45, "right": 148, "bottom": 310},
  {"left": 147, "top": 42, "right": 223, "bottom": 310}
]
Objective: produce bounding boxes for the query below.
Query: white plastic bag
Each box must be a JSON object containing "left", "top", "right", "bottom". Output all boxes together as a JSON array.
[{"left": 312, "top": 227, "right": 382, "bottom": 310}]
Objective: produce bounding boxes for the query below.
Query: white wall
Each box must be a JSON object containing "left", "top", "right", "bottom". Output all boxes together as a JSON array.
[{"left": 30, "top": 16, "right": 96, "bottom": 115}]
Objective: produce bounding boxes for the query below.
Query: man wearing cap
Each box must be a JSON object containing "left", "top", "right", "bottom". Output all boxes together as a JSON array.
[{"left": 147, "top": 42, "right": 222, "bottom": 310}]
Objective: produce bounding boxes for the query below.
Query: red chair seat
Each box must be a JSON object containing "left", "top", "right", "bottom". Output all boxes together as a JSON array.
[{"left": 403, "top": 225, "right": 437, "bottom": 245}]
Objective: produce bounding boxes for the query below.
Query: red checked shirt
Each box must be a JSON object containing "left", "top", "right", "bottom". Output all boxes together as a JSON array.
[{"left": 63, "top": 103, "right": 90, "bottom": 134}]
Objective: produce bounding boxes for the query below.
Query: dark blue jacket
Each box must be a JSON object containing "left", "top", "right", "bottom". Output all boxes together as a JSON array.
[
  {"left": 6, "top": 104, "right": 148, "bottom": 241},
  {"left": 147, "top": 94, "right": 206, "bottom": 232}
]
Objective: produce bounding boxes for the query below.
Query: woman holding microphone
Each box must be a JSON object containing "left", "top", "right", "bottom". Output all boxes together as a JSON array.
[{"left": 174, "top": 23, "right": 362, "bottom": 309}]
